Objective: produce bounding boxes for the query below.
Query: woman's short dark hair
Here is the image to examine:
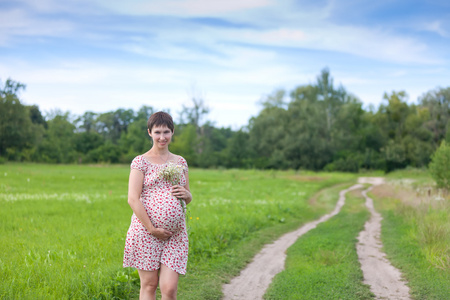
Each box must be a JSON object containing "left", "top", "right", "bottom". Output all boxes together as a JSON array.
[{"left": 147, "top": 111, "right": 174, "bottom": 132}]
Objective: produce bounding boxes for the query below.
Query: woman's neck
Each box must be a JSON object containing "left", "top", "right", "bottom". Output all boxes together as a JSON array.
[{"left": 149, "top": 147, "right": 170, "bottom": 156}]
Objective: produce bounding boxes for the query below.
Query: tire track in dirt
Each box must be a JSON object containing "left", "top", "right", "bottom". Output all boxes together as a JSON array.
[
  {"left": 356, "top": 178, "right": 411, "bottom": 300},
  {"left": 222, "top": 184, "right": 363, "bottom": 300}
]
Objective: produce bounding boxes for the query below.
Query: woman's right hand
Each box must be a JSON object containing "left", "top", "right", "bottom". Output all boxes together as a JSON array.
[{"left": 151, "top": 227, "right": 173, "bottom": 241}]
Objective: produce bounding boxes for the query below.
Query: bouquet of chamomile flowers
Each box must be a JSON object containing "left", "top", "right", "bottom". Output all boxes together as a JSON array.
[{"left": 158, "top": 162, "right": 186, "bottom": 210}]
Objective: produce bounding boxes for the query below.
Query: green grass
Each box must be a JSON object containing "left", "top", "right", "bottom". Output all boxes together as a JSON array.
[
  {"left": 385, "top": 168, "right": 435, "bottom": 186},
  {"left": 264, "top": 188, "right": 374, "bottom": 300},
  {"left": 0, "top": 164, "right": 357, "bottom": 299},
  {"left": 371, "top": 171, "right": 450, "bottom": 300},
  {"left": 0, "top": 164, "right": 133, "bottom": 299}
]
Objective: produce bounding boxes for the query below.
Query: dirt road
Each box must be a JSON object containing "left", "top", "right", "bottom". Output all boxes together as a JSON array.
[
  {"left": 356, "top": 179, "right": 411, "bottom": 300},
  {"left": 222, "top": 184, "right": 363, "bottom": 299},
  {"left": 222, "top": 177, "right": 411, "bottom": 300}
]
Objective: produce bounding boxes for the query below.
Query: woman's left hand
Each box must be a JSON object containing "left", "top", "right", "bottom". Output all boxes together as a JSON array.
[{"left": 171, "top": 185, "right": 190, "bottom": 201}]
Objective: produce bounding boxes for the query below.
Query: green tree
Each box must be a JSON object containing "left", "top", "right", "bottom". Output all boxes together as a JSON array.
[
  {"left": 0, "top": 78, "right": 26, "bottom": 97},
  {"left": 36, "top": 112, "right": 77, "bottom": 163},
  {"left": 119, "top": 106, "right": 154, "bottom": 158},
  {"left": 248, "top": 89, "right": 289, "bottom": 168},
  {"left": 177, "top": 94, "right": 211, "bottom": 165},
  {"left": 429, "top": 141, "right": 450, "bottom": 189},
  {"left": 285, "top": 69, "right": 359, "bottom": 170},
  {"left": 316, "top": 68, "right": 347, "bottom": 132},
  {"left": 73, "top": 131, "right": 103, "bottom": 162},
  {"left": 0, "top": 79, "right": 36, "bottom": 160},
  {"left": 357, "top": 112, "right": 386, "bottom": 170},
  {"left": 96, "top": 109, "right": 134, "bottom": 144},
  {"left": 136, "top": 105, "right": 154, "bottom": 123},
  {"left": 403, "top": 106, "right": 434, "bottom": 167},
  {"left": 419, "top": 87, "right": 450, "bottom": 144},
  {"left": 223, "top": 130, "right": 254, "bottom": 168},
  {"left": 196, "top": 125, "right": 234, "bottom": 168},
  {"left": 75, "top": 111, "right": 98, "bottom": 133},
  {"left": 170, "top": 124, "right": 198, "bottom": 166},
  {"left": 376, "top": 91, "right": 435, "bottom": 171},
  {"left": 286, "top": 87, "right": 330, "bottom": 170},
  {"left": 86, "top": 140, "right": 121, "bottom": 163},
  {"left": 27, "top": 105, "right": 47, "bottom": 128},
  {"left": 376, "top": 91, "right": 412, "bottom": 171}
]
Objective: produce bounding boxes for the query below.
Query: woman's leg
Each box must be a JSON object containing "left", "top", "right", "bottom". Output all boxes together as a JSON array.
[
  {"left": 159, "top": 264, "right": 179, "bottom": 300},
  {"left": 138, "top": 269, "right": 159, "bottom": 300}
]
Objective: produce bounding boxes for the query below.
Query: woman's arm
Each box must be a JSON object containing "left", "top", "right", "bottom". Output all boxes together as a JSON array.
[{"left": 128, "top": 169, "right": 173, "bottom": 240}]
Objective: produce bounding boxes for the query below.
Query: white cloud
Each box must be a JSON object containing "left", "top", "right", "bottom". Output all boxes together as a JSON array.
[
  {"left": 223, "top": 24, "right": 436, "bottom": 64},
  {"left": 7, "top": 0, "right": 439, "bottom": 65},
  {"left": 96, "top": 0, "right": 273, "bottom": 16},
  {"left": 338, "top": 76, "right": 373, "bottom": 86},
  {"left": 253, "top": 28, "right": 307, "bottom": 43},
  {"left": 422, "top": 20, "right": 448, "bottom": 38},
  {"left": 3, "top": 61, "right": 111, "bottom": 85},
  {"left": 15, "top": 0, "right": 104, "bottom": 14},
  {"left": 0, "top": 9, "right": 74, "bottom": 45}
]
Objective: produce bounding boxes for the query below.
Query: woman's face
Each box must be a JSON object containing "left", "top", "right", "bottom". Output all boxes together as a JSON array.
[{"left": 148, "top": 125, "right": 173, "bottom": 148}]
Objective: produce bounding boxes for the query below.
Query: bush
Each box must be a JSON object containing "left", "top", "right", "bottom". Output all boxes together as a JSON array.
[
  {"left": 324, "top": 153, "right": 363, "bottom": 173},
  {"left": 429, "top": 141, "right": 450, "bottom": 189}
]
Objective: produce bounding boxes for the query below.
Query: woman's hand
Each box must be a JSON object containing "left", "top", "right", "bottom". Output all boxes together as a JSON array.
[
  {"left": 151, "top": 227, "right": 173, "bottom": 241},
  {"left": 171, "top": 185, "right": 191, "bottom": 202}
]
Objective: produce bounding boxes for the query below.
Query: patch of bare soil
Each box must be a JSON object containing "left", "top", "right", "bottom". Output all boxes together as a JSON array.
[
  {"left": 356, "top": 178, "right": 411, "bottom": 300},
  {"left": 221, "top": 184, "right": 363, "bottom": 300}
]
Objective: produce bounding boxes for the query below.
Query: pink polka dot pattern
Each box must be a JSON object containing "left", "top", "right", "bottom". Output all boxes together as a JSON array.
[{"left": 123, "top": 155, "right": 189, "bottom": 274}]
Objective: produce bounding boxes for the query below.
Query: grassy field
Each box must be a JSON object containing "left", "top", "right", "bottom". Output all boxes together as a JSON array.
[
  {"left": 370, "top": 170, "right": 450, "bottom": 300},
  {"left": 0, "top": 163, "right": 357, "bottom": 299}
]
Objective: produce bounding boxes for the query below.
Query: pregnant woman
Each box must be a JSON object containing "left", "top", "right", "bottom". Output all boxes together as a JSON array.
[{"left": 123, "top": 111, "right": 192, "bottom": 300}]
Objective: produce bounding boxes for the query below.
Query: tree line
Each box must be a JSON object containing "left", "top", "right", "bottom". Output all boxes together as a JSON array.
[{"left": 1, "top": 69, "right": 449, "bottom": 172}]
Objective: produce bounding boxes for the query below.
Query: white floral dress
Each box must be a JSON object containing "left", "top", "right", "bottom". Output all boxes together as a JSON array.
[{"left": 123, "top": 155, "right": 189, "bottom": 274}]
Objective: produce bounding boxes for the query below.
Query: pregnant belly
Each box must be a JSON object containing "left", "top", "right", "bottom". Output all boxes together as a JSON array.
[{"left": 148, "top": 196, "right": 185, "bottom": 232}]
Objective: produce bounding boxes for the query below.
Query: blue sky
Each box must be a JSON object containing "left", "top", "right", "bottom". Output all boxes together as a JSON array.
[{"left": 1, "top": 0, "right": 449, "bottom": 128}]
